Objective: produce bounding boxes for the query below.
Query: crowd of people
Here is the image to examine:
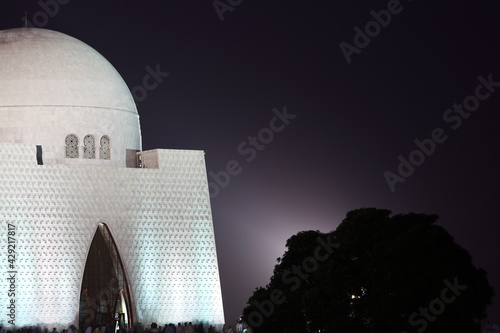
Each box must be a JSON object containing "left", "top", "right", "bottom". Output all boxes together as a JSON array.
[{"left": 0, "top": 321, "right": 248, "bottom": 333}]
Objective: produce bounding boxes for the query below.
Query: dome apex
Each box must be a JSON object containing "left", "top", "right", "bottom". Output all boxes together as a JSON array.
[
  {"left": 0, "top": 28, "right": 137, "bottom": 113},
  {"left": 0, "top": 28, "right": 141, "bottom": 166}
]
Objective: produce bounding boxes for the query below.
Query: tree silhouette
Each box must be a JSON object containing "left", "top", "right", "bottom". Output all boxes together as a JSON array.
[{"left": 243, "top": 208, "right": 493, "bottom": 333}]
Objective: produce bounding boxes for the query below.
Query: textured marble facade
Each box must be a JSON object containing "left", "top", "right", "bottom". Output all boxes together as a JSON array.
[
  {"left": 0, "top": 27, "right": 224, "bottom": 329},
  {"left": 0, "top": 144, "right": 225, "bottom": 328}
]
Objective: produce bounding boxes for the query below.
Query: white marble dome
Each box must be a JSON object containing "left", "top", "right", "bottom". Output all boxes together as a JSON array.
[{"left": 0, "top": 28, "right": 141, "bottom": 166}]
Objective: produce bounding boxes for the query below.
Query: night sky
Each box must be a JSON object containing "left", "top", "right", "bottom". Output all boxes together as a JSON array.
[{"left": 1, "top": 0, "right": 499, "bottom": 325}]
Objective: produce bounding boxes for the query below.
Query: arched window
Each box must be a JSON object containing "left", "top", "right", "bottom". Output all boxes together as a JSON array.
[
  {"left": 100, "top": 135, "right": 111, "bottom": 160},
  {"left": 65, "top": 134, "right": 79, "bottom": 158},
  {"left": 83, "top": 134, "right": 96, "bottom": 159}
]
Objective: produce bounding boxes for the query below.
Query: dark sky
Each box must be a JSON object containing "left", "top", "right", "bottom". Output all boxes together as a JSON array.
[{"left": 1, "top": 0, "right": 499, "bottom": 325}]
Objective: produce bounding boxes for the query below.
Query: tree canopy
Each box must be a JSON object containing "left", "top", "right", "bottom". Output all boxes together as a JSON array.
[{"left": 242, "top": 208, "right": 493, "bottom": 333}]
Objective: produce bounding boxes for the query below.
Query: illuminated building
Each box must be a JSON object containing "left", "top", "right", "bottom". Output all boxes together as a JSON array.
[{"left": 0, "top": 28, "right": 224, "bottom": 329}]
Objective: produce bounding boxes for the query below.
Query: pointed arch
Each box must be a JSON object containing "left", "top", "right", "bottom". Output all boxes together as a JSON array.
[{"left": 79, "top": 223, "right": 135, "bottom": 330}]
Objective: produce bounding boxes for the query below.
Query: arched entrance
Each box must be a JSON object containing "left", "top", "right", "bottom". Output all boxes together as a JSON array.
[{"left": 79, "top": 223, "right": 134, "bottom": 331}]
